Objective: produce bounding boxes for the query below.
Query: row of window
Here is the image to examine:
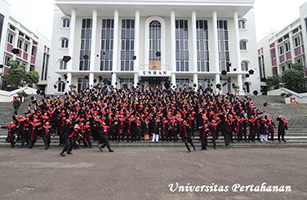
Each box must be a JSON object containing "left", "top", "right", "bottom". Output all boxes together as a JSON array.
[{"left": 7, "top": 32, "right": 36, "bottom": 55}]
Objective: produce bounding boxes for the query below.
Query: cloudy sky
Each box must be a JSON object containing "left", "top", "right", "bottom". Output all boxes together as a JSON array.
[{"left": 5, "top": 0, "right": 307, "bottom": 41}]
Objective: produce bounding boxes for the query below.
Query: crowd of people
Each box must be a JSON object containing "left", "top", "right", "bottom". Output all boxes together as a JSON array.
[{"left": 1, "top": 86, "right": 288, "bottom": 156}]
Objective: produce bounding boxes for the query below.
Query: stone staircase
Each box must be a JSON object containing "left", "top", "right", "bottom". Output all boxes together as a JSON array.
[{"left": 0, "top": 95, "right": 306, "bottom": 148}]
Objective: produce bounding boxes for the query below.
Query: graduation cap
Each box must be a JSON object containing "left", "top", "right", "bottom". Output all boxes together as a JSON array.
[
  {"left": 0, "top": 64, "right": 3, "bottom": 69},
  {"left": 263, "top": 101, "right": 268, "bottom": 107},
  {"left": 67, "top": 81, "right": 69, "bottom": 84},
  {"left": 156, "top": 52, "right": 161, "bottom": 57},
  {"left": 115, "top": 82, "right": 117, "bottom": 85},
  {"left": 210, "top": 83, "right": 213, "bottom": 87},
  {"left": 221, "top": 70, "right": 227, "bottom": 76},
  {"left": 249, "top": 69, "right": 254, "bottom": 75},
  {"left": 137, "top": 82, "right": 140, "bottom": 86},
  {"left": 102, "top": 52, "right": 106, "bottom": 55},
  {"left": 30, "top": 96, "right": 34, "bottom": 100},
  {"left": 58, "top": 77, "right": 61, "bottom": 82},
  {"left": 222, "top": 82, "right": 227, "bottom": 87},
  {"left": 253, "top": 90, "right": 258, "bottom": 96},
  {"left": 233, "top": 68, "right": 237, "bottom": 71},
  {"left": 94, "top": 79, "right": 97, "bottom": 83},
  {"left": 173, "top": 85, "right": 176, "bottom": 88},
  {"left": 212, "top": 79, "right": 214, "bottom": 82},
  {"left": 232, "top": 83, "right": 236, "bottom": 87},
  {"left": 216, "top": 84, "right": 221, "bottom": 89},
  {"left": 193, "top": 84, "right": 197, "bottom": 88},
  {"left": 54, "top": 85, "right": 57, "bottom": 89},
  {"left": 133, "top": 56, "right": 137, "bottom": 60},
  {"left": 99, "top": 76, "right": 103, "bottom": 81},
  {"left": 40, "top": 91, "right": 45, "bottom": 96},
  {"left": 12, "top": 48, "right": 20, "bottom": 55},
  {"left": 36, "top": 89, "right": 40, "bottom": 95},
  {"left": 84, "top": 76, "right": 89, "bottom": 79},
  {"left": 64, "top": 92, "right": 68, "bottom": 96},
  {"left": 227, "top": 62, "right": 232, "bottom": 67},
  {"left": 64, "top": 73, "right": 68, "bottom": 80},
  {"left": 63, "top": 56, "right": 71, "bottom": 63},
  {"left": 83, "top": 55, "right": 89, "bottom": 60},
  {"left": 245, "top": 74, "right": 250, "bottom": 78}
]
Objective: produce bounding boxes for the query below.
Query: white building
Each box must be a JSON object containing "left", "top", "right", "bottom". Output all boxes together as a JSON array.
[
  {"left": 0, "top": 0, "right": 51, "bottom": 91},
  {"left": 47, "top": 0, "right": 260, "bottom": 95},
  {"left": 257, "top": 18, "right": 305, "bottom": 86}
]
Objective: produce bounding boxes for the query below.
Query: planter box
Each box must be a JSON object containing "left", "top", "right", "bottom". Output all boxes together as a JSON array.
[{"left": 285, "top": 97, "right": 296, "bottom": 104}]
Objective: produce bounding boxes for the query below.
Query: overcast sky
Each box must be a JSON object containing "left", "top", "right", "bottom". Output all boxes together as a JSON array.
[{"left": 5, "top": 0, "right": 307, "bottom": 41}]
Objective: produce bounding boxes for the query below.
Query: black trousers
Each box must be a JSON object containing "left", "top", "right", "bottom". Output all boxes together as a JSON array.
[
  {"left": 61, "top": 139, "right": 73, "bottom": 153},
  {"left": 278, "top": 132, "right": 285, "bottom": 141},
  {"left": 98, "top": 136, "right": 112, "bottom": 151},
  {"left": 42, "top": 137, "right": 50, "bottom": 149},
  {"left": 200, "top": 137, "right": 207, "bottom": 150},
  {"left": 183, "top": 137, "right": 195, "bottom": 151},
  {"left": 249, "top": 129, "right": 255, "bottom": 142},
  {"left": 223, "top": 131, "right": 230, "bottom": 146},
  {"left": 29, "top": 135, "right": 38, "bottom": 149}
]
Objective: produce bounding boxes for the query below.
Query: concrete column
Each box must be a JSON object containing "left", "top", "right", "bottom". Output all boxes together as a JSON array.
[
  {"left": 89, "top": 73, "right": 94, "bottom": 88},
  {"left": 193, "top": 74, "right": 198, "bottom": 90},
  {"left": 112, "top": 73, "right": 117, "bottom": 88},
  {"left": 275, "top": 43, "right": 281, "bottom": 75},
  {"left": 192, "top": 11, "right": 198, "bottom": 73},
  {"left": 67, "top": 9, "right": 76, "bottom": 90},
  {"left": 289, "top": 33, "right": 296, "bottom": 64},
  {"left": 134, "top": 73, "right": 138, "bottom": 88},
  {"left": 213, "top": 11, "right": 220, "bottom": 93},
  {"left": 171, "top": 10, "right": 176, "bottom": 86},
  {"left": 27, "top": 38, "right": 33, "bottom": 71},
  {"left": 89, "top": 9, "right": 97, "bottom": 87},
  {"left": 67, "top": 72, "right": 72, "bottom": 90},
  {"left": 112, "top": 10, "right": 119, "bottom": 72},
  {"left": 234, "top": 11, "right": 244, "bottom": 94},
  {"left": 134, "top": 10, "right": 140, "bottom": 72}
]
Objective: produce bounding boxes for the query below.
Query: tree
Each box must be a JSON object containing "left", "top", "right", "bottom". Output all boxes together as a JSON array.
[
  {"left": 24, "top": 71, "right": 39, "bottom": 85},
  {"left": 281, "top": 68, "right": 304, "bottom": 89},
  {"left": 1, "top": 61, "right": 27, "bottom": 88},
  {"left": 292, "top": 62, "right": 304, "bottom": 72},
  {"left": 266, "top": 75, "right": 280, "bottom": 89}
]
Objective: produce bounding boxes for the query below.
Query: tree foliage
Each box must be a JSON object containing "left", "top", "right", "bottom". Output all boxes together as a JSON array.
[
  {"left": 1, "top": 60, "right": 40, "bottom": 88},
  {"left": 266, "top": 75, "right": 280, "bottom": 88},
  {"left": 281, "top": 68, "right": 305, "bottom": 89}
]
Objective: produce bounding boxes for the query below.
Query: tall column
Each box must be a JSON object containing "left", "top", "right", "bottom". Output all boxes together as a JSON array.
[
  {"left": 12, "top": 31, "right": 19, "bottom": 60},
  {"left": 289, "top": 33, "right": 296, "bottom": 64},
  {"left": 275, "top": 43, "right": 281, "bottom": 75},
  {"left": 192, "top": 11, "right": 198, "bottom": 90},
  {"left": 89, "top": 9, "right": 98, "bottom": 87},
  {"left": 67, "top": 9, "right": 76, "bottom": 90},
  {"left": 212, "top": 11, "right": 220, "bottom": 93},
  {"left": 234, "top": 11, "right": 243, "bottom": 94},
  {"left": 134, "top": 10, "right": 140, "bottom": 87},
  {"left": 112, "top": 10, "right": 119, "bottom": 72},
  {"left": 112, "top": 72, "right": 117, "bottom": 88},
  {"left": 171, "top": 10, "right": 176, "bottom": 87},
  {"left": 27, "top": 38, "right": 33, "bottom": 71}
]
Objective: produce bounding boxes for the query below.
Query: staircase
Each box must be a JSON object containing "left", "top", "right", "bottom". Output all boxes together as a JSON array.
[{"left": 0, "top": 95, "right": 307, "bottom": 148}]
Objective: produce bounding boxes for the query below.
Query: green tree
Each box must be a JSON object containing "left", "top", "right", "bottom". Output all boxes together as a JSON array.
[
  {"left": 281, "top": 68, "right": 304, "bottom": 89},
  {"left": 1, "top": 61, "right": 27, "bottom": 88},
  {"left": 266, "top": 75, "right": 280, "bottom": 89},
  {"left": 292, "top": 62, "right": 304, "bottom": 72},
  {"left": 24, "top": 71, "right": 39, "bottom": 85}
]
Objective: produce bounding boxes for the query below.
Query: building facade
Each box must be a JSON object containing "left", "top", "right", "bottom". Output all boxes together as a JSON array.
[
  {"left": 47, "top": 0, "right": 260, "bottom": 95},
  {"left": 257, "top": 18, "right": 305, "bottom": 86},
  {"left": 0, "top": 0, "right": 51, "bottom": 91}
]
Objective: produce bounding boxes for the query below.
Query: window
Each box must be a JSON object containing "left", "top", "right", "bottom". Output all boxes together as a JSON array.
[
  {"left": 240, "top": 40, "right": 247, "bottom": 50},
  {"left": 4, "top": 56, "right": 11, "bottom": 65},
  {"left": 238, "top": 20, "right": 246, "bottom": 29},
  {"left": 285, "top": 42, "right": 291, "bottom": 52},
  {"left": 279, "top": 46, "right": 284, "bottom": 55},
  {"left": 17, "top": 39, "right": 22, "bottom": 49},
  {"left": 120, "top": 78, "right": 134, "bottom": 89},
  {"left": 100, "top": 19, "right": 114, "bottom": 71},
  {"left": 288, "top": 63, "right": 292, "bottom": 69},
  {"left": 79, "top": 19, "right": 92, "bottom": 71},
  {"left": 59, "top": 60, "right": 67, "bottom": 70},
  {"left": 24, "top": 43, "right": 28, "bottom": 52},
  {"left": 58, "top": 81, "right": 65, "bottom": 92},
  {"left": 294, "top": 37, "right": 301, "bottom": 47},
  {"left": 282, "top": 66, "right": 285, "bottom": 72},
  {"left": 176, "top": 20, "right": 189, "bottom": 72},
  {"left": 176, "top": 79, "right": 190, "bottom": 88},
  {"left": 41, "top": 53, "right": 49, "bottom": 81},
  {"left": 61, "top": 38, "right": 69, "bottom": 48},
  {"left": 258, "top": 55, "right": 266, "bottom": 79},
  {"left": 241, "top": 61, "right": 248, "bottom": 71},
  {"left": 148, "top": 20, "right": 161, "bottom": 62},
  {"left": 198, "top": 79, "right": 211, "bottom": 88},
  {"left": 0, "top": 14, "right": 4, "bottom": 44},
  {"left": 31, "top": 46, "right": 36, "bottom": 56},
  {"left": 78, "top": 77, "right": 89, "bottom": 92},
  {"left": 217, "top": 20, "right": 230, "bottom": 71},
  {"left": 62, "top": 18, "right": 70, "bottom": 28},
  {"left": 9, "top": 24, "right": 15, "bottom": 31},
  {"left": 121, "top": 19, "right": 135, "bottom": 71},
  {"left": 7, "top": 33, "right": 13, "bottom": 44},
  {"left": 196, "top": 20, "right": 210, "bottom": 72}
]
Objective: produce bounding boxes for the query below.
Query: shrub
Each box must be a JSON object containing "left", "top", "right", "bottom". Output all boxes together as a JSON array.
[{"left": 280, "top": 93, "right": 286, "bottom": 97}]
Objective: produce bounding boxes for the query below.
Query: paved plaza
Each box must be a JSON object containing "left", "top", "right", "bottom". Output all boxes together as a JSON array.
[{"left": 0, "top": 147, "right": 306, "bottom": 200}]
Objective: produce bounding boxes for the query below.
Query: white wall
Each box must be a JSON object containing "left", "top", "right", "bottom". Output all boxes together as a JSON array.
[{"left": 0, "top": 0, "right": 10, "bottom": 66}]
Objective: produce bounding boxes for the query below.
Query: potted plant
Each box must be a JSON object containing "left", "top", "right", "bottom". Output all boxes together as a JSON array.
[{"left": 284, "top": 93, "right": 293, "bottom": 104}]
